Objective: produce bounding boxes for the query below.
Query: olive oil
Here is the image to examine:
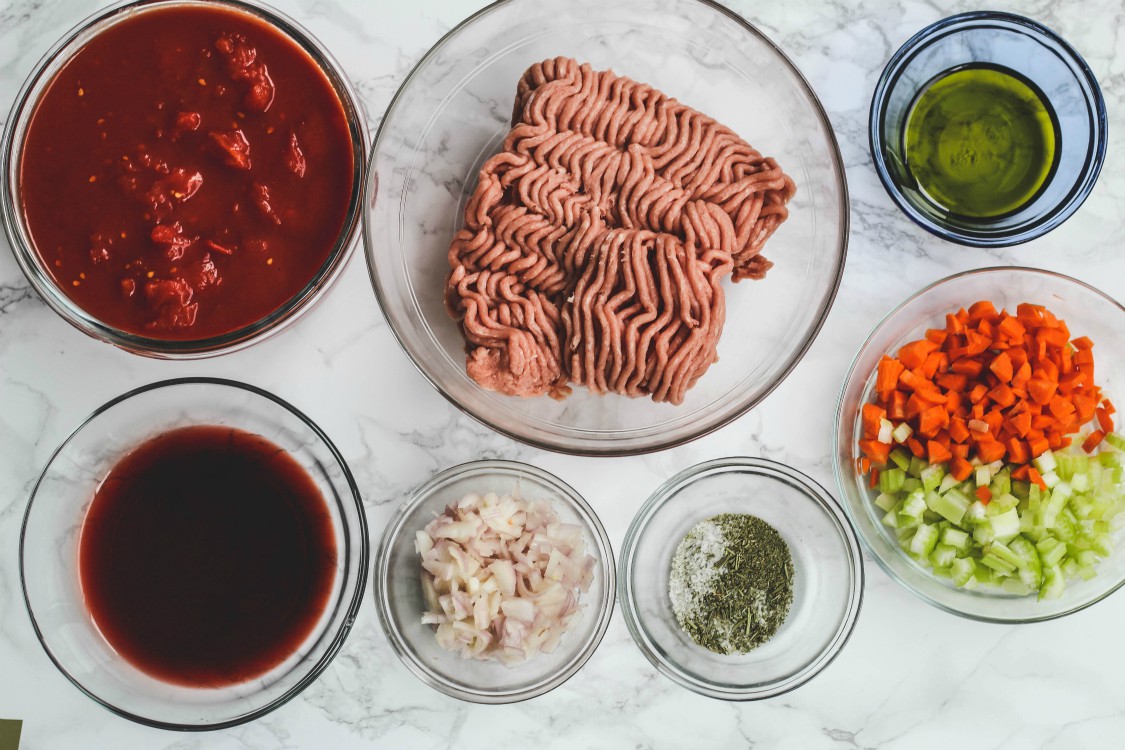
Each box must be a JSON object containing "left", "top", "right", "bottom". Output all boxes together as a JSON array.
[{"left": 903, "top": 65, "right": 1058, "bottom": 218}]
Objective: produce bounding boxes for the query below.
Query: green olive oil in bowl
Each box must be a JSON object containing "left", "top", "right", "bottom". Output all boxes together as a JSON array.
[{"left": 902, "top": 64, "right": 1059, "bottom": 218}]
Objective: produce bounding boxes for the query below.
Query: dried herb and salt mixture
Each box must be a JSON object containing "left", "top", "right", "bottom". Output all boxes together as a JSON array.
[{"left": 669, "top": 513, "right": 794, "bottom": 654}]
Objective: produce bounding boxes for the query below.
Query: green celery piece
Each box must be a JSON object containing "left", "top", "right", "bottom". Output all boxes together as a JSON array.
[
  {"left": 925, "top": 489, "right": 970, "bottom": 525},
  {"left": 1012, "top": 480, "right": 1031, "bottom": 501},
  {"left": 1105, "top": 432, "right": 1125, "bottom": 451},
  {"left": 991, "top": 493, "right": 1019, "bottom": 512},
  {"left": 1077, "top": 549, "right": 1099, "bottom": 568},
  {"left": 1039, "top": 565, "right": 1065, "bottom": 601},
  {"left": 875, "top": 492, "right": 899, "bottom": 512},
  {"left": 1042, "top": 470, "right": 1061, "bottom": 489},
  {"left": 973, "top": 524, "right": 996, "bottom": 546},
  {"left": 907, "top": 454, "right": 927, "bottom": 478},
  {"left": 1001, "top": 578, "right": 1031, "bottom": 595},
  {"left": 941, "top": 527, "right": 970, "bottom": 552},
  {"left": 1061, "top": 558, "right": 1080, "bottom": 579},
  {"left": 921, "top": 464, "right": 945, "bottom": 493},
  {"left": 950, "top": 557, "right": 975, "bottom": 587},
  {"left": 988, "top": 541, "right": 1023, "bottom": 568},
  {"left": 1055, "top": 509, "right": 1078, "bottom": 543},
  {"left": 910, "top": 523, "right": 939, "bottom": 558},
  {"left": 975, "top": 465, "right": 991, "bottom": 488},
  {"left": 1008, "top": 536, "right": 1042, "bottom": 589},
  {"left": 938, "top": 473, "right": 961, "bottom": 495},
  {"left": 1039, "top": 539, "right": 1066, "bottom": 567},
  {"left": 1078, "top": 565, "right": 1098, "bottom": 581},
  {"left": 1034, "top": 450, "right": 1058, "bottom": 476},
  {"left": 1092, "top": 533, "right": 1114, "bottom": 557},
  {"left": 989, "top": 508, "right": 1020, "bottom": 540},
  {"left": 893, "top": 422, "right": 914, "bottom": 446},
  {"left": 963, "top": 498, "right": 988, "bottom": 525},
  {"left": 1071, "top": 473, "right": 1090, "bottom": 493},
  {"left": 990, "top": 467, "right": 1012, "bottom": 498},
  {"left": 902, "top": 477, "right": 923, "bottom": 494},
  {"left": 881, "top": 507, "right": 900, "bottom": 529},
  {"left": 980, "top": 551, "right": 1017, "bottom": 574},
  {"left": 930, "top": 543, "right": 957, "bottom": 569},
  {"left": 889, "top": 449, "right": 911, "bottom": 471},
  {"left": 897, "top": 490, "right": 927, "bottom": 527},
  {"left": 881, "top": 467, "right": 906, "bottom": 493}
]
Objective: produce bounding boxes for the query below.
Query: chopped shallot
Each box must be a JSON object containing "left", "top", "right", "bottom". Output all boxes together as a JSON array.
[{"left": 415, "top": 489, "right": 596, "bottom": 664}]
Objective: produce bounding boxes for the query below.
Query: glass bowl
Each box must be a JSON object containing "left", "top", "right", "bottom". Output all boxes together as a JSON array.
[
  {"left": 0, "top": 0, "right": 368, "bottom": 358},
  {"left": 365, "top": 0, "right": 848, "bottom": 455},
  {"left": 618, "top": 457, "right": 863, "bottom": 700},
  {"left": 870, "top": 11, "right": 1107, "bottom": 246},
  {"left": 834, "top": 268, "right": 1125, "bottom": 622},
  {"left": 375, "top": 459, "right": 615, "bottom": 703},
  {"left": 20, "top": 378, "right": 369, "bottom": 729}
]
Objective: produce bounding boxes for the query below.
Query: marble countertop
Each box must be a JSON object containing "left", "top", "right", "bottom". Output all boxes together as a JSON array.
[{"left": 2, "top": 0, "right": 1123, "bottom": 747}]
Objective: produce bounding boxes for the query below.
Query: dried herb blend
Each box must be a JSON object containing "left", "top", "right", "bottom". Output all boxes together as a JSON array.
[{"left": 669, "top": 513, "right": 794, "bottom": 654}]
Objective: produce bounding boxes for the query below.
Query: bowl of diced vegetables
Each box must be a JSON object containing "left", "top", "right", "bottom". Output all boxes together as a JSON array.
[{"left": 834, "top": 267, "right": 1125, "bottom": 622}]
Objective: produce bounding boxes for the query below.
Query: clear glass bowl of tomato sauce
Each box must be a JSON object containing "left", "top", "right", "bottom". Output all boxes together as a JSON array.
[{"left": 1, "top": 0, "right": 367, "bottom": 357}]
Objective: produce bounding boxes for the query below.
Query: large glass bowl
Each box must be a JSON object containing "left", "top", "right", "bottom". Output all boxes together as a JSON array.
[
  {"left": 834, "top": 268, "right": 1125, "bottom": 622},
  {"left": 365, "top": 0, "right": 848, "bottom": 455},
  {"left": 618, "top": 458, "right": 863, "bottom": 700},
  {"left": 20, "top": 378, "right": 369, "bottom": 729},
  {"left": 0, "top": 0, "right": 368, "bottom": 358},
  {"left": 375, "top": 460, "right": 615, "bottom": 703},
  {"left": 870, "top": 12, "right": 1107, "bottom": 246}
]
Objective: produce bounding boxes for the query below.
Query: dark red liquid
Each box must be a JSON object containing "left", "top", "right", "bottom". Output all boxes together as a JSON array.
[
  {"left": 20, "top": 4, "right": 354, "bottom": 339},
  {"left": 78, "top": 425, "right": 337, "bottom": 688}
]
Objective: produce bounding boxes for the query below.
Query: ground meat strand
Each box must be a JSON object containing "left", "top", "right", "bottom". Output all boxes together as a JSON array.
[{"left": 447, "top": 57, "right": 795, "bottom": 404}]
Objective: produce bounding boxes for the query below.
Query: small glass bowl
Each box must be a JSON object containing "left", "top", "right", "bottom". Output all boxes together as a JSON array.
[
  {"left": 870, "top": 11, "right": 1107, "bottom": 246},
  {"left": 618, "top": 458, "right": 863, "bottom": 701},
  {"left": 834, "top": 267, "right": 1125, "bottom": 622},
  {"left": 366, "top": 0, "right": 848, "bottom": 455},
  {"left": 20, "top": 378, "right": 369, "bottom": 729},
  {"left": 0, "top": 0, "right": 368, "bottom": 357},
  {"left": 375, "top": 459, "right": 615, "bottom": 704}
]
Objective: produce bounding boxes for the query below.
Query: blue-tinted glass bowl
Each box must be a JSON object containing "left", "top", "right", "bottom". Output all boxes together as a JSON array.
[{"left": 869, "top": 12, "right": 1106, "bottom": 247}]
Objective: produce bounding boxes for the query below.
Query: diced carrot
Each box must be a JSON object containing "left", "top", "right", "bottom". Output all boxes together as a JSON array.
[
  {"left": 976, "top": 439, "right": 1006, "bottom": 463},
  {"left": 897, "top": 339, "right": 939, "bottom": 370},
  {"left": 989, "top": 351, "right": 1014, "bottom": 383},
  {"left": 925, "top": 328, "right": 948, "bottom": 345},
  {"left": 906, "top": 437, "right": 925, "bottom": 458},
  {"left": 1028, "top": 378, "right": 1057, "bottom": 405},
  {"left": 1007, "top": 438, "right": 1029, "bottom": 465},
  {"left": 945, "top": 390, "right": 963, "bottom": 414},
  {"left": 1036, "top": 327, "right": 1069, "bottom": 348},
  {"left": 945, "top": 313, "right": 964, "bottom": 334},
  {"left": 976, "top": 486, "right": 992, "bottom": 504},
  {"left": 988, "top": 383, "right": 1016, "bottom": 407},
  {"left": 888, "top": 390, "right": 909, "bottom": 420},
  {"left": 858, "top": 457, "right": 870, "bottom": 475},
  {"left": 905, "top": 393, "right": 927, "bottom": 420},
  {"left": 1072, "top": 393, "right": 1097, "bottom": 424},
  {"left": 1027, "top": 467, "right": 1047, "bottom": 491},
  {"left": 1017, "top": 303, "right": 1047, "bottom": 326},
  {"left": 1071, "top": 335, "right": 1094, "bottom": 350},
  {"left": 950, "top": 443, "right": 970, "bottom": 458},
  {"left": 968, "top": 300, "right": 999, "bottom": 323},
  {"left": 1102, "top": 399, "right": 1115, "bottom": 416},
  {"left": 936, "top": 372, "right": 969, "bottom": 392},
  {"left": 949, "top": 455, "right": 973, "bottom": 482},
  {"left": 1046, "top": 431, "right": 1062, "bottom": 450},
  {"left": 948, "top": 417, "right": 970, "bottom": 443},
  {"left": 1011, "top": 465, "right": 1030, "bottom": 481},
  {"left": 859, "top": 439, "right": 891, "bottom": 465},
  {"left": 918, "top": 405, "right": 949, "bottom": 437},
  {"left": 1082, "top": 430, "right": 1106, "bottom": 453},
  {"left": 997, "top": 315, "right": 1026, "bottom": 340},
  {"left": 927, "top": 440, "right": 952, "bottom": 465},
  {"left": 921, "top": 351, "right": 946, "bottom": 379},
  {"left": 1028, "top": 433, "right": 1049, "bottom": 458},
  {"left": 1096, "top": 407, "right": 1115, "bottom": 433},
  {"left": 951, "top": 357, "right": 985, "bottom": 376},
  {"left": 1047, "top": 395, "right": 1075, "bottom": 421},
  {"left": 1006, "top": 411, "right": 1032, "bottom": 438},
  {"left": 862, "top": 403, "right": 886, "bottom": 440},
  {"left": 897, "top": 368, "right": 925, "bottom": 393},
  {"left": 869, "top": 467, "right": 880, "bottom": 489},
  {"left": 876, "top": 357, "right": 905, "bottom": 394},
  {"left": 969, "top": 383, "right": 989, "bottom": 404}
]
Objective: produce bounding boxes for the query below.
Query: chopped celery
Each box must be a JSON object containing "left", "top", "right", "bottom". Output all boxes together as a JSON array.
[
  {"left": 878, "top": 418, "right": 894, "bottom": 444},
  {"left": 863, "top": 437, "right": 1123, "bottom": 601},
  {"left": 892, "top": 422, "right": 913, "bottom": 444},
  {"left": 926, "top": 489, "right": 970, "bottom": 525},
  {"left": 1106, "top": 433, "right": 1125, "bottom": 451}
]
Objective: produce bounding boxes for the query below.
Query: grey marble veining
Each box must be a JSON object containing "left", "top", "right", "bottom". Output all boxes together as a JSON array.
[{"left": 1, "top": 0, "right": 1123, "bottom": 748}]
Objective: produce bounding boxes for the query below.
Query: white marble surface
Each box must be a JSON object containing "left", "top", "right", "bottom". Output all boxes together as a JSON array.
[{"left": 1, "top": 0, "right": 1123, "bottom": 747}]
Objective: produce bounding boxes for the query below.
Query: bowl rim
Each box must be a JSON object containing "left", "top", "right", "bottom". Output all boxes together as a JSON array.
[
  {"left": 618, "top": 456, "right": 865, "bottom": 700},
  {"left": 0, "top": 0, "right": 370, "bottom": 358},
  {"left": 832, "top": 266, "right": 1125, "bottom": 623},
  {"left": 18, "top": 376, "right": 370, "bottom": 731},
  {"left": 373, "top": 458, "right": 617, "bottom": 704},
  {"left": 868, "top": 10, "right": 1108, "bottom": 248},
  {"left": 362, "top": 0, "right": 850, "bottom": 457}
]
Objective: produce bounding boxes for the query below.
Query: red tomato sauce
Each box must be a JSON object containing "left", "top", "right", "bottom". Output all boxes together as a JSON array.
[{"left": 19, "top": 3, "right": 355, "bottom": 340}]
